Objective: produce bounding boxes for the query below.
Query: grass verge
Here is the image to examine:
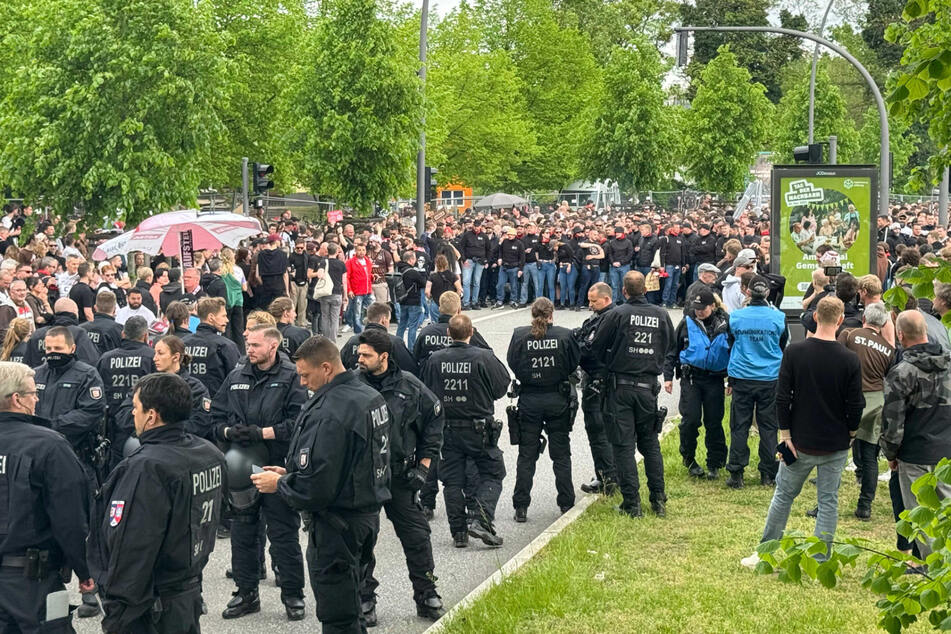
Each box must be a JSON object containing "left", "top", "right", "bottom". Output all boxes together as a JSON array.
[{"left": 440, "top": 415, "right": 925, "bottom": 634}]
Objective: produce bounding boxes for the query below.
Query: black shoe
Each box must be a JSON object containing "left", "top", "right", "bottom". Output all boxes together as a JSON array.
[
  {"left": 493, "top": 302, "right": 503, "bottom": 309},
  {"left": 615, "top": 503, "right": 643, "bottom": 518},
  {"left": 468, "top": 520, "right": 504, "bottom": 547},
  {"left": 555, "top": 304, "right": 566, "bottom": 310},
  {"left": 761, "top": 474, "right": 776, "bottom": 487},
  {"left": 580, "top": 478, "right": 602, "bottom": 494},
  {"left": 283, "top": 595, "right": 305, "bottom": 621},
  {"left": 274, "top": 568, "right": 282, "bottom": 588},
  {"left": 416, "top": 593, "right": 445, "bottom": 621},
  {"left": 651, "top": 500, "right": 666, "bottom": 518},
  {"left": 222, "top": 589, "right": 260, "bottom": 619},
  {"left": 560, "top": 504, "right": 574, "bottom": 514},
  {"left": 470, "top": 303, "right": 481, "bottom": 311},
  {"left": 805, "top": 506, "right": 818, "bottom": 518},
  {"left": 362, "top": 600, "right": 377, "bottom": 628},
  {"left": 516, "top": 303, "right": 526, "bottom": 309},
  {"left": 854, "top": 505, "right": 871, "bottom": 521},
  {"left": 77, "top": 592, "right": 101, "bottom": 618},
  {"left": 726, "top": 472, "right": 744, "bottom": 489},
  {"left": 216, "top": 525, "right": 231, "bottom": 539},
  {"left": 706, "top": 468, "right": 720, "bottom": 480},
  {"left": 422, "top": 506, "right": 434, "bottom": 521},
  {"left": 453, "top": 531, "right": 469, "bottom": 548},
  {"left": 514, "top": 507, "right": 527, "bottom": 523},
  {"left": 686, "top": 462, "right": 705, "bottom": 478}
]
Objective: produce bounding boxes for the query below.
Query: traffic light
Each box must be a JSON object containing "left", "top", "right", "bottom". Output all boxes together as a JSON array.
[
  {"left": 676, "top": 31, "right": 689, "bottom": 67},
  {"left": 792, "top": 144, "right": 823, "bottom": 164},
  {"left": 424, "top": 166, "right": 438, "bottom": 203},
  {"left": 252, "top": 163, "right": 274, "bottom": 195}
]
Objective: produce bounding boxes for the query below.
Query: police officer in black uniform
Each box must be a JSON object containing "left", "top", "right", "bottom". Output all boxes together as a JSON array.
[
  {"left": 664, "top": 288, "right": 731, "bottom": 480},
  {"left": 251, "top": 335, "right": 391, "bottom": 634},
  {"left": 0, "top": 362, "right": 94, "bottom": 632},
  {"left": 24, "top": 298, "right": 99, "bottom": 367},
  {"left": 212, "top": 324, "right": 307, "bottom": 621},
  {"left": 80, "top": 290, "right": 123, "bottom": 355},
  {"left": 184, "top": 297, "right": 241, "bottom": 398},
  {"left": 270, "top": 297, "right": 311, "bottom": 358},
  {"left": 507, "top": 298, "right": 580, "bottom": 522},
  {"left": 590, "top": 270, "right": 674, "bottom": 518},
  {"left": 341, "top": 302, "right": 418, "bottom": 375},
  {"left": 96, "top": 316, "right": 156, "bottom": 469},
  {"left": 422, "top": 314, "right": 510, "bottom": 547},
  {"left": 90, "top": 373, "right": 226, "bottom": 634},
  {"left": 575, "top": 283, "right": 618, "bottom": 494},
  {"left": 355, "top": 328, "right": 445, "bottom": 624}
]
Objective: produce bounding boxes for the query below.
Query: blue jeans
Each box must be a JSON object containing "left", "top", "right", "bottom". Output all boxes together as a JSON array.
[
  {"left": 346, "top": 293, "right": 373, "bottom": 333},
  {"left": 397, "top": 304, "right": 425, "bottom": 349},
  {"left": 426, "top": 298, "right": 440, "bottom": 323},
  {"left": 576, "top": 265, "right": 599, "bottom": 306},
  {"left": 609, "top": 265, "right": 630, "bottom": 303},
  {"left": 662, "top": 265, "right": 681, "bottom": 307},
  {"left": 461, "top": 259, "right": 484, "bottom": 306},
  {"left": 497, "top": 267, "right": 520, "bottom": 304},
  {"left": 760, "top": 448, "right": 849, "bottom": 556},
  {"left": 520, "top": 263, "right": 542, "bottom": 304},
  {"left": 558, "top": 265, "right": 578, "bottom": 306},
  {"left": 540, "top": 262, "right": 556, "bottom": 302}
]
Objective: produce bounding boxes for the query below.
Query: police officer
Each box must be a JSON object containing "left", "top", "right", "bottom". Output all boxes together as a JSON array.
[
  {"left": 212, "top": 324, "right": 307, "bottom": 621},
  {"left": 507, "top": 298, "right": 580, "bottom": 522},
  {"left": 24, "top": 298, "right": 99, "bottom": 367},
  {"left": 250, "top": 335, "right": 390, "bottom": 633},
  {"left": 422, "top": 314, "right": 510, "bottom": 547},
  {"left": 96, "top": 316, "right": 156, "bottom": 469},
  {"left": 0, "top": 362, "right": 94, "bottom": 632},
  {"left": 590, "top": 271, "right": 674, "bottom": 518},
  {"left": 90, "top": 373, "right": 226, "bottom": 633},
  {"left": 268, "top": 297, "right": 310, "bottom": 359},
  {"left": 184, "top": 297, "right": 241, "bottom": 397},
  {"left": 355, "top": 328, "right": 445, "bottom": 624},
  {"left": 80, "top": 290, "right": 123, "bottom": 355},
  {"left": 664, "top": 288, "right": 731, "bottom": 481},
  {"left": 575, "top": 282, "right": 617, "bottom": 494},
  {"left": 341, "top": 302, "right": 419, "bottom": 375}
]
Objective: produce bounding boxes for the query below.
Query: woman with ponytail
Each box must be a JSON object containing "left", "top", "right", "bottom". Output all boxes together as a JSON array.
[
  {"left": 0, "top": 317, "right": 33, "bottom": 363},
  {"left": 153, "top": 335, "right": 213, "bottom": 440}
]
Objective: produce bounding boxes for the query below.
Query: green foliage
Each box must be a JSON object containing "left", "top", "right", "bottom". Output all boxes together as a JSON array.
[
  {"left": 293, "top": 0, "right": 421, "bottom": 214},
  {"left": 683, "top": 46, "right": 772, "bottom": 195},
  {"left": 772, "top": 66, "right": 857, "bottom": 163},
  {"left": 759, "top": 458, "right": 951, "bottom": 633},
  {"left": 882, "top": 260, "right": 951, "bottom": 316},
  {"left": 855, "top": 106, "right": 921, "bottom": 193},
  {"left": 552, "top": 0, "right": 677, "bottom": 63},
  {"left": 863, "top": 0, "right": 907, "bottom": 68},
  {"left": 581, "top": 39, "right": 675, "bottom": 194},
  {"left": 0, "top": 0, "right": 226, "bottom": 226}
]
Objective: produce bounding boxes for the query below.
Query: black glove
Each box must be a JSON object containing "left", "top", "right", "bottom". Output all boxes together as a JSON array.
[
  {"left": 230, "top": 424, "right": 263, "bottom": 446},
  {"left": 406, "top": 463, "right": 429, "bottom": 491}
]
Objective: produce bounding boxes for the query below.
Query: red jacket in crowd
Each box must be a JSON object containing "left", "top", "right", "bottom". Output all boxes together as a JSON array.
[{"left": 346, "top": 255, "right": 373, "bottom": 295}]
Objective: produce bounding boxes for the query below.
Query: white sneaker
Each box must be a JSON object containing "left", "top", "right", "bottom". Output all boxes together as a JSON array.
[
  {"left": 740, "top": 552, "right": 762, "bottom": 569},
  {"left": 340, "top": 325, "right": 352, "bottom": 333},
  {"left": 845, "top": 460, "right": 857, "bottom": 472}
]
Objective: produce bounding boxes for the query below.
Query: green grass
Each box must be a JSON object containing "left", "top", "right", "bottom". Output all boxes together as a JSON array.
[{"left": 441, "top": 415, "right": 926, "bottom": 634}]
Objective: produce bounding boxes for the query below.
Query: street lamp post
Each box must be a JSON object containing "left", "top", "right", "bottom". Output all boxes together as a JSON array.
[
  {"left": 415, "top": 0, "right": 429, "bottom": 236},
  {"left": 808, "top": 0, "right": 836, "bottom": 144},
  {"left": 675, "top": 25, "right": 890, "bottom": 219}
]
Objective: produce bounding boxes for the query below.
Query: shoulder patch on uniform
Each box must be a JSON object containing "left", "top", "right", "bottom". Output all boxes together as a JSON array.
[
  {"left": 202, "top": 398, "right": 211, "bottom": 412},
  {"left": 109, "top": 500, "right": 125, "bottom": 527},
  {"left": 298, "top": 448, "right": 309, "bottom": 469},
  {"left": 90, "top": 386, "right": 102, "bottom": 400}
]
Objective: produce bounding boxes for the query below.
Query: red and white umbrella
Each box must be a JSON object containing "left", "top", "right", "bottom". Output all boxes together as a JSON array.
[{"left": 93, "top": 210, "right": 263, "bottom": 260}]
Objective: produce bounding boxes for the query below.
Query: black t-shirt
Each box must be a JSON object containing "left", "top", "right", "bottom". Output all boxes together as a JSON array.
[
  {"left": 326, "top": 258, "right": 347, "bottom": 295},
  {"left": 289, "top": 252, "right": 312, "bottom": 285},
  {"left": 68, "top": 281, "right": 96, "bottom": 322},
  {"left": 257, "top": 248, "right": 288, "bottom": 291},
  {"left": 428, "top": 270, "right": 457, "bottom": 305}
]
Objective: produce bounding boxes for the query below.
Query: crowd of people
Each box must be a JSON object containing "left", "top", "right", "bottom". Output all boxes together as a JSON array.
[{"left": 0, "top": 195, "right": 949, "bottom": 633}]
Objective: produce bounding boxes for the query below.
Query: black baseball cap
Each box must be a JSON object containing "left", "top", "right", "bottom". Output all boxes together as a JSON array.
[{"left": 693, "top": 288, "right": 716, "bottom": 308}]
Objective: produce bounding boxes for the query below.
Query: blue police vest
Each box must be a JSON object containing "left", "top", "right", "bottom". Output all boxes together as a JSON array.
[
  {"left": 727, "top": 304, "right": 787, "bottom": 381},
  {"left": 679, "top": 316, "right": 730, "bottom": 372}
]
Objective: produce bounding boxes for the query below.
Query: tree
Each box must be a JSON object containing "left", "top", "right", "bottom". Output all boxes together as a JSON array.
[
  {"left": 772, "top": 66, "right": 857, "bottom": 163},
  {"left": 581, "top": 38, "right": 676, "bottom": 194},
  {"left": 293, "top": 0, "right": 420, "bottom": 214},
  {"left": 683, "top": 46, "right": 773, "bottom": 195},
  {"left": 863, "top": 0, "right": 906, "bottom": 68},
  {"left": 552, "top": 0, "right": 677, "bottom": 62},
  {"left": 855, "top": 106, "right": 920, "bottom": 193},
  {"left": 0, "top": 0, "right": 227, "bottom": 226}
]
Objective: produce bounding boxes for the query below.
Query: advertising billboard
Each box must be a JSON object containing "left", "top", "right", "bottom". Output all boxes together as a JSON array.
[{"left": 771, "top": 165, "right": 878, "bottom": 314}]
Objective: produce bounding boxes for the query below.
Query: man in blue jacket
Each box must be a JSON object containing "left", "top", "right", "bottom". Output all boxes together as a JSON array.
[{"left": 724, "top": 276, "right": 788, "bottom": 488}]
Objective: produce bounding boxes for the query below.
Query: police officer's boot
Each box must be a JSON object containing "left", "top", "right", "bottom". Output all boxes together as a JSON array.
[
  {"left": 222, "top": 588, "right": 260, "bottom": 619},
  {"left": 514, "top": 507, "right": 527, "bottom": 523},
  {"left": 361, "top": 600, "right": 378, "bottom": 627},
  {"left": 726, "top": 470, "right": 745, "bottom": 489},
  {"left": 282, "top": 593, "right": 305, "bottom": 621},
  {"left": 416, "top": 591, "right": 446, "bottom": 621},
  {"left": 580, "top": 477, "right": 602, "bottom": 494},
  {"left": 615, "top": 503, "right": 642, "bottom": 518},
  {"left": 686, "top": 461, "right": 705, "bottom": 478},
  {"left": 706, "top": 468, "right": 720, "bottom": 480},
  {"left": 77, "top": 591, "right": 101, "bottom": 618},
  {"left": 468, "top": 519, "right": 503, "bottom": 547},
  {"left": 453, "top": 532, "right": 468, "bottom": 548},
  {"left": 650, "top": 500, "right": 666, "bottom": 518}
]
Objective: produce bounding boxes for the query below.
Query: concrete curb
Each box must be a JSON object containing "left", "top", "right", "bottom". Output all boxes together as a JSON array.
[{"left": 424, "top": 419, "right": 677, "bottom": 633}]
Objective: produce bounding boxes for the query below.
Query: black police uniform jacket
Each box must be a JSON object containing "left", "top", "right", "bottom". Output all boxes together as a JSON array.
[
  {"left": 277, "top": 322, "right": 311, "bottom": 359},
  {"left": 357, "top": 364, "right": 444, "bottom": 477},
  {"left": 278, "top": 371, "right": 391, "bottom": 513},
  {"left": 90, "top": 425, "right": 226, "bottom": 633},
  {"left": 24, "top": 312, "right": 100, "bottom": 368},
  {"left": 412, "top": 314, "right": 491, "bottom": 365},
  {"left": 577, "top": 304, "right": 614, "bottom": 378},
  {"left": 7, "top": 339, "right": 28, "bottom": 364},
  {"left": 115, "top": 370, "right": 212, "bottom": 442},
  {"left": 342, "top": 322, "right": 419, "bottom": 376},
  {"left": 507, "top": 324, "right": 580, "bottom": 389},
  {"left": 34, "top": 358, "right": 107, "bottom": 453},
  {"left": 422, "top": 342, "right": 509, "bottom": 421},
  {"left": 96, "top": 340, "right": 157, "bottom": 417},
  {"left": 81, "top": 313, "right": 123, "bottom": 355},
  {"left": 211, "top": 357, "right": 307, "bottom": 464},
  {"left": 589, "top": 296, "right": 675, "bottom": 378},
  {"left": 0, "top": 412, "right": 91, "bottom": 581},
  {"left": 184, "top": 323, "right": 241, "bottom": 397}
]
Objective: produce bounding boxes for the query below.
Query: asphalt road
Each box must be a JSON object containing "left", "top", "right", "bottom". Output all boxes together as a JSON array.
[{"left": 74, "top": 304, "right": 684, "bottom": 634}]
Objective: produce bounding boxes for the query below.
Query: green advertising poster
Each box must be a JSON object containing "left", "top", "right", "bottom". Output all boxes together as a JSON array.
[{"left": 772, "top": 166, "right": 877, "bottom": 313}]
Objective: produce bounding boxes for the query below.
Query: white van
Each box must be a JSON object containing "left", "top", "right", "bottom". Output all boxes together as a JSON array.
[{"left": 557, "top": 180, "right": 623, "bottom": 210}]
